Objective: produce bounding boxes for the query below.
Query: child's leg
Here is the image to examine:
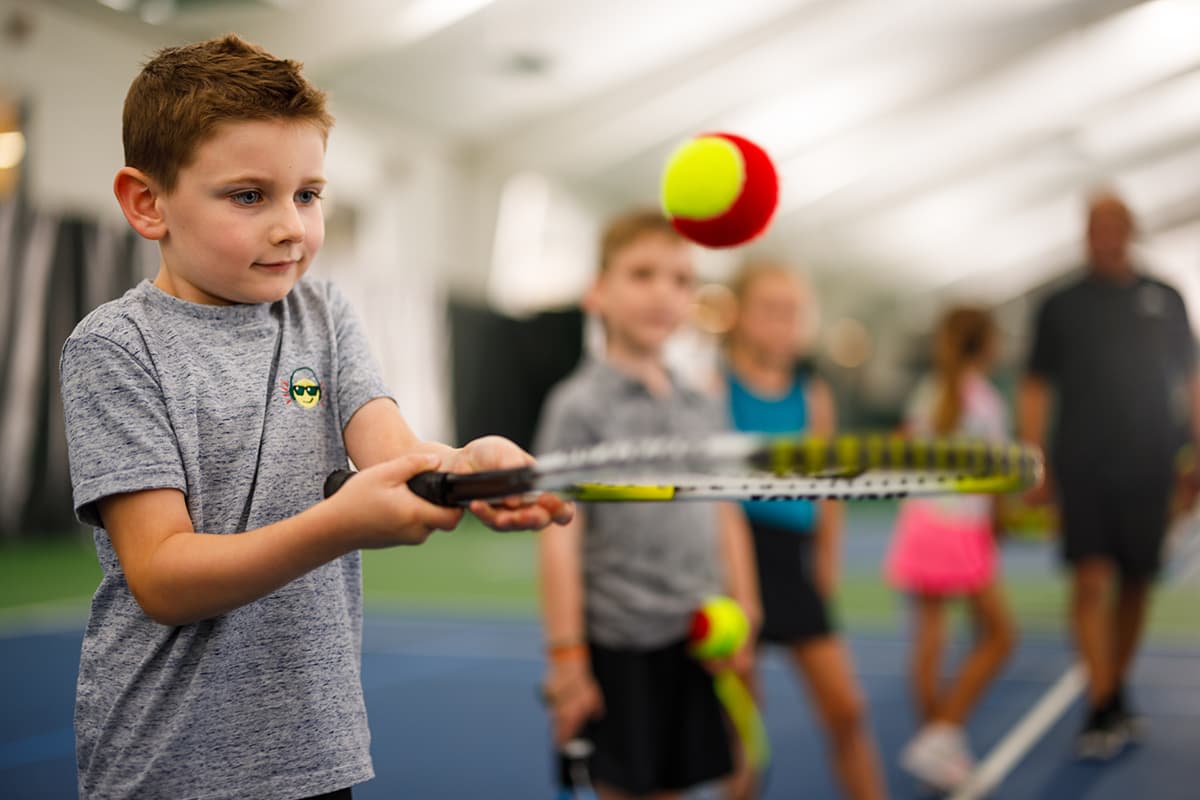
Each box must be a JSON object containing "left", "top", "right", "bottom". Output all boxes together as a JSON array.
[
  {"left": 910, "top": 594, "right": 947, "bottom": 723},
  {"left": 790, "top": 636, "right": 887, "bottom": 800},
  {"left": 936, "top": 582, "right": 1017, "bottom": 725}
]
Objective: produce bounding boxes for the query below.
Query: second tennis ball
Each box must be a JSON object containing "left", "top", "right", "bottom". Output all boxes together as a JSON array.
[
  {"left": 688, "top": 595, "right": 750, "bottom": 659},
  {"left": 660, "top": 132, "right": 779, "bottom": 249}
]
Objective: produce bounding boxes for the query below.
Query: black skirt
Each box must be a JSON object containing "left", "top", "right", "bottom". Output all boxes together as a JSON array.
[{"left": 751, "top": 520, "right": 835, "bottom": 644}]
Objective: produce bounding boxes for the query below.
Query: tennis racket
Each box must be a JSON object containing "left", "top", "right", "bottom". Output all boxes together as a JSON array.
[
  {"left": 555, "top": 738, "right": 599, "bottom": 800},
  {"left": 323, "top": 432, "right": 1042, "bottom": 505},
  {"left": 714, "top": 668, "right": 770, "bottom": 771}
]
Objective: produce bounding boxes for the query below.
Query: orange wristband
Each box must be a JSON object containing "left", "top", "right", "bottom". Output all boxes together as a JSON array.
[{"left": 547, "top": 642, "right": 589, "bottom": 662}]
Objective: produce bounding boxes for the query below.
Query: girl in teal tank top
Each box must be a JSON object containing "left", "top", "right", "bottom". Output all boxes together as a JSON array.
[
  {"left": 724, "top": 262, "right": 886, "bottom": 799},
  {"left": 727, "top": 367, "right": 817, "bottom": 532}
]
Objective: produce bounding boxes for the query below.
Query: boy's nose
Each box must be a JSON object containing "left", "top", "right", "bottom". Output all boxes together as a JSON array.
[{"left": 270, "top": 203, "right": 306, "bottom": 244}]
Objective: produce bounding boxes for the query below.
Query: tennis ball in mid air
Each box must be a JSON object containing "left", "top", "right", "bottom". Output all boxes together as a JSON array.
[
  {"left": 661, "top": 132, "right": 779, "bottom": 249},
  {"left": 688, "top": 596, "right": 750, "bottom": 659}
]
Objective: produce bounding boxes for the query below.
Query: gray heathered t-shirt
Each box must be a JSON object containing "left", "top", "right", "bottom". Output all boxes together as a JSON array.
[
  {"left": 60, "top": 279, "right": 391, "bottom": 800},
  {"left": 534, "top": 358, "right": 726, "bottom": 650}
]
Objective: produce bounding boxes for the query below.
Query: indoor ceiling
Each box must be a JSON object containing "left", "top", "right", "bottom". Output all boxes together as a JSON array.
[{"left": 47, "top": 0, "right": 1200, "bottom": 306}]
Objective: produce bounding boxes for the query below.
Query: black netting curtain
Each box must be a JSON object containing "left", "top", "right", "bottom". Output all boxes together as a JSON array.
[{"left": 0, "top": 200, "right": 152, "bottom": 538}]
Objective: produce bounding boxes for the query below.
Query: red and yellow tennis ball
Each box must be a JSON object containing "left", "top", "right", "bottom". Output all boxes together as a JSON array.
[
  {"left": 688, "top": 596, "right": 750, "bottom": 659},
  {"left": 661, "top": 133, "right": 779, "bottom": 249}
]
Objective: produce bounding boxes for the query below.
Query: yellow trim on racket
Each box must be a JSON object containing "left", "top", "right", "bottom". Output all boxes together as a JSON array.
[{"left": 572, "top": 484, "right": 677, "bottom": 501}]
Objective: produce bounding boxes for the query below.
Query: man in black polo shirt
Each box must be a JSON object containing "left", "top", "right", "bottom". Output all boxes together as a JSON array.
[{"left": 1018, "top": 191, "right": 1199, "bottom": 760}]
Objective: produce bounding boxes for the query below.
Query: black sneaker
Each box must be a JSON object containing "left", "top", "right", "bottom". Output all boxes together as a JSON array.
[
  {"left": 1076, "top": 704, "right": 1127, "bottom": 761},
  {"left": 1108, "top": 687, "right": 1147, "bottom": 744}
]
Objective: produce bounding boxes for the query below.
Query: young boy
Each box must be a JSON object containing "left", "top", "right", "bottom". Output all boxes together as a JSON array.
[
  {"left": 60, "top": 35, "right": 570, "bottom": 800},
  {"left": 536, "top": 210, "right": 761, "bottom": 799}
]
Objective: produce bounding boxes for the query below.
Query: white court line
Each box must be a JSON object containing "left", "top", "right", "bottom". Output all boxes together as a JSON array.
[
  {"left": 949, "top": 665, "right": 1084, "bottom": 800},
  {"left": 951, "top": 521, "right": 1200, "bottom": 800}
]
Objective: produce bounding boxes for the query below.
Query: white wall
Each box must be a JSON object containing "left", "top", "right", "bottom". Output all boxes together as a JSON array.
[
  {"left": 0, "top": 0, "right": 503, "bottom": 441},
  {"left": 0, "top": 0, "right": 151, "bottom": 223}
]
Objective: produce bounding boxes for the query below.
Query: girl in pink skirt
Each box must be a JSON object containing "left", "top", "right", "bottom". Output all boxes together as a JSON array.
[{"left": 886, "top": 308, "right": 1018, "bottom": 793}]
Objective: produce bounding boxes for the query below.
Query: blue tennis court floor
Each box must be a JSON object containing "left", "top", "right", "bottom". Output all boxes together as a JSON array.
[{"left": 3, "top": 613, "right": 1198, "bottom": 799}]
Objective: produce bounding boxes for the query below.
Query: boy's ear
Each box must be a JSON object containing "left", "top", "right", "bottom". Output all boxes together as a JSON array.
[
  {"left": 113, "top": 167, "right": 167, "bottom": 241},
  {"left": 582, "top": 279, "right": 602, "bottom": 316}
]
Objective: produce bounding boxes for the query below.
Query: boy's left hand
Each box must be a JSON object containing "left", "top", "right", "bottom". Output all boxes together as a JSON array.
[{"left": 446, "top": 435, "right": 574, "bottom": 531}]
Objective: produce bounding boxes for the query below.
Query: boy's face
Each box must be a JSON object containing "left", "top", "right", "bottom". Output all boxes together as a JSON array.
[
  {"left": 590, "top": 232, "right": 696, "bottom": 356},
  {"left": 155, "top": 119, "right": 326, "bottom": 305}
]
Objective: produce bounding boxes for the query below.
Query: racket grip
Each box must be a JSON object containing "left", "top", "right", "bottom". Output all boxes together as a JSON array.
[
  {"left": 321, "top": 469, "right": 457, "bottom": 505},
  {"left": 323, "top": 469, "right": 355, "bottom": 499},
  {"left": 322, "top": 467, "right": 538, "bottom": 507}
]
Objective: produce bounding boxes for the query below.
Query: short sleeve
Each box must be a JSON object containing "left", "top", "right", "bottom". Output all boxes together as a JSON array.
[
  {"left": 1027, "top": 296, "right": 1058, "bottom": 379},
  {"left": 60, "top": 334, "right": 187, "bottom": 527},
  {"left": 327, "top": 284, "right": 393, "bottom": 427}
]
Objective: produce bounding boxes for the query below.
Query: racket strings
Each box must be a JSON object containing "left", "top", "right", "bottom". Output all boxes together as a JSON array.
[{"left": 539, "top": 435, "right": 1041, "bottom": 487}]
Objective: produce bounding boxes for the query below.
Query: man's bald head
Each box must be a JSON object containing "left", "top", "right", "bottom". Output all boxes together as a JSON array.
[{"left": 1086, "top": 190, "right": 1135, "bottom": 279}]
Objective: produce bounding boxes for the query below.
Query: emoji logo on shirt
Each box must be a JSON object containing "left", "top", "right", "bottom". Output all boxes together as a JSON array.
[{"left": 280, "top": 366, "right": 323, "bottom": 409}]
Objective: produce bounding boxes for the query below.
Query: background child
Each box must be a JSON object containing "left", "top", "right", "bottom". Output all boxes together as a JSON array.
[
  {"left": 60, "top": 34, "right": 569, "bottom": 800},
  {"left": 886, "top": 307, "right": 1017, "bottom": 793},
  {"left": 723, "top": 262, "right": 886, "bottom": 800},
  {"left": 535, "top": 209, "right": 760, "bottom": 800}
]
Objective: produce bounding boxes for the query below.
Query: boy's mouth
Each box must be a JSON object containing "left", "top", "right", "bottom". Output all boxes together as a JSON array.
[{"left": 254, "top": 259, "right": 298, "bottom": 272}]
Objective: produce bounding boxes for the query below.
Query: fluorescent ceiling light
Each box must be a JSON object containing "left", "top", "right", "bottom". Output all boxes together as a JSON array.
[
  {"left": 862, "top": 145, "right": 1084, "bottom": 258},
  {"left": 777, "top": 0, "right": 1200, "bottom": 215},
  {"left": 914, "top": 141, "right": 1200, "bottom": 298},
  {"left": 1077, "top": 68, "right": 1200, "bottom": 162},
  {"left": 392, "top": 0, "right": 495, "bottom": 46},
  {"left": 720, "top": 37, "right": 951, "bottom": 158},
  {"left": 1113, "top": 141, "right": 1200, "bottom": 217}
]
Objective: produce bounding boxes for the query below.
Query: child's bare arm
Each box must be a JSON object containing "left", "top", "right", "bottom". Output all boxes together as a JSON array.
[
  {"left": 98, "top": 453, "right": 459, "bottom": 626},
  {"left": 343, "top": 398, "right": 573, "bottom": 531},
  {"left": 538, "top": 514, "right": 602, "bottom": 745},
  {"left": 717, "top": 502, "right": 761, "bottom": 632},
  {"left": 807, "top": 377, "right": 842, "bottom": 595}
]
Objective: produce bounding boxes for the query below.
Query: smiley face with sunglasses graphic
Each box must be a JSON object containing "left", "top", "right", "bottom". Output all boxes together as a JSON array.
[{"left": 280, "top": 366, "right": 323, "bottom": 409}]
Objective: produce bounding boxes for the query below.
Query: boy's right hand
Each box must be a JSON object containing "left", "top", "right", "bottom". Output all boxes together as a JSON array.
[
  {"left": 328, "top": 454, "right": 465, "bottom": 548},
  {"left": 543, "top": 659, "right": 604, "bottom": 746}
]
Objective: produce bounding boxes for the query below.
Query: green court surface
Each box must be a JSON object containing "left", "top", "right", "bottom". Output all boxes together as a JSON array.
[{"left": 3, "top": 505, "right": 1198, "bottom": 644}]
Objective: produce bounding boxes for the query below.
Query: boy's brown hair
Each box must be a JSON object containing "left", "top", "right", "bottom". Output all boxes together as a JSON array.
[
  {"left": 123, "top": 34, "right": 334, "bottom": 191},
  {"left": 598, "top": 209, "right": 685, "bottom": 272}
]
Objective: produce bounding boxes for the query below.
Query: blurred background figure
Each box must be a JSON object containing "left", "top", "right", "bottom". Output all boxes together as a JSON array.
[
  {"left": 1018, "top": 190, "right": 1198, "bottom": 760},
  {"left": 723, "top": 262, "right": 885, "bottom": 800},
  {"left": 886, "top": 307, "right": 1016, "bottom": 793},
  {"left": 536, "top": 210, "right": 759, "bottom": 800}
]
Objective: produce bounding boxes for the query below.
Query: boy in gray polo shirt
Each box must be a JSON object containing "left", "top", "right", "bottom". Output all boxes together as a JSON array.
[
  {"left": 536, "top": 210, "right": 760, "bottom": 797},
  {"left": 59, "top": 35, "right": 570, "bottom": 800}
]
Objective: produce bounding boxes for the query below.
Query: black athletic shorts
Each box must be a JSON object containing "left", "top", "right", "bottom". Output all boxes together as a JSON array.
[
  {"left": 301, "top": 788, "right": 351, "bottom": 800},
  {"left": 571, "top": 638, "right": 733, "bottom": 795},
  {"left": 751, "top": 520, "right": 835, "bottom": 644},
  {"left": 1057, "top": 471, "right": 1174, "bottom": 579}
]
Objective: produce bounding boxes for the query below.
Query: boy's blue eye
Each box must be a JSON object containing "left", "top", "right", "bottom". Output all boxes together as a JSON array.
[
  {"left": 231, "top": 190, "right": 261, "bottom": 205},
  {"left": 296, "top": 189, "right": 322, "bottom": 204}
]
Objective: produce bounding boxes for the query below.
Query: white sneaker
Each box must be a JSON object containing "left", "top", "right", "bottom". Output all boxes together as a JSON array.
[{"left": 900, "top": 723, "right": 976, "bottom": 793}]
